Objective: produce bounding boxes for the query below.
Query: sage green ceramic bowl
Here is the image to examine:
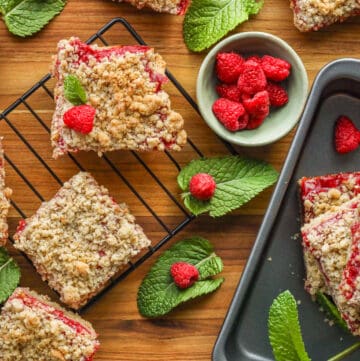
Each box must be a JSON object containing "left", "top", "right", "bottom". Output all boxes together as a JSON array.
[{"left": 196, "top": 32, "right": 308, "bottom": 146}]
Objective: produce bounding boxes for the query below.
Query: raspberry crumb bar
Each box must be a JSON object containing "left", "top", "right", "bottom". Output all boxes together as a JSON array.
[
  {"left": 299, "top": 172, "right": 360, "bottom": 295},
  {"left": 13, "top": 172, "right": 151, "bottom": 309},
  {"left": 51, "top": 37, "right": 187, "bottom": 158},
  {"left": 0, "top": 138, "right": 11, "bottom": 246},
  {"left": 0, "top": 288, "right": 99, "bottom": 361},
  {"left": 290, "top": 0, "right": 360, "bottom": 32},
  {"left": 115, "top": 0, "right": 189, "bottom": 14},
  {"left": 301, "top": 197, "right": 360, "bottom": 334}
]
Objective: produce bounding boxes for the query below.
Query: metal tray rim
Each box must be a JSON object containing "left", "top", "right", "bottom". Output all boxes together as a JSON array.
[{"left": 212, "top": 58, "right": 360, "bottom": 361}]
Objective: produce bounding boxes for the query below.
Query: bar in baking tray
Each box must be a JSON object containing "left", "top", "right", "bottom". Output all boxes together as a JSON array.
[
  {"left": 290, "top": 0, "right": 360, "bottom": 32},
  {"left": 51, "top": 37, "right": 187, "bottom": 158},
  {"left": 301, "top": 196, "right": 360, "bottom": 335},
  {"left": 13, "top": 172, "right": 151, "bottom": 309},
  {"left": 0, "top": 288, "right": 99, "bottom": 361},
  {"left": 298, "top": 172, "right": 360, "bottom": 295}
]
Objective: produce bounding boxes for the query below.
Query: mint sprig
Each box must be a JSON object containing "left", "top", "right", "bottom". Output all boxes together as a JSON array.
[
  {"left": 0, "top": 0, "right": 66, "bottom": 37},
  {"left": 269, "top": 291, "right": 360, "bottom": 361},
  {"left": 183, "top": 0, "right": 263, "bottom": 52},
  {"left": 268, "top": 291, "right": 311, "bottom": 361},
  {"left": 177, "top": 155, "right": 278, "bottom": 217},
  {"left": 137, "top": 237, "right": 224, "bottom": 317},
  {"left": 0, "top": 247, "right": 20, "bottom": 304},
  {"left": 64, "top": 75, "right": 87, "bottom": 105},
  {"left": 316, "top": 292, "right": 348, "bottom": 332}
]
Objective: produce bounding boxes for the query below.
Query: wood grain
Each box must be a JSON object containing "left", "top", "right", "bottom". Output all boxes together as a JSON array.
[{"left": 0, "top": 0, "right": 359, "bottom": 360}]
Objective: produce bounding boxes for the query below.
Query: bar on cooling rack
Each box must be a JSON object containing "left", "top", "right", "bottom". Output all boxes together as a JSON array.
[
  {"left": 115, "top": 0, "right": 189, "bottom": 14},
  {"left": 13, "top": 172, "right": 151, "bottom": 309},
  {"left": 0, "top": 288, "right": 99, "bottom": 360},
  {"left": 51, "top": 37, "right": 187, "bottom": 158}
]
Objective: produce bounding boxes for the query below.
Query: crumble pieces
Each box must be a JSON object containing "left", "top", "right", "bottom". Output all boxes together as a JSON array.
[
  {"left": 290, "top": 0, "right": 360, "bottom": 31},
  {"left": 298, "top": 172, "right": 360, "bottom": 295},
  {"left": 13, "top": 172, "right": 151, "bottom": 309},
  {"left": 0, "top": 138, "right": 12, "bottom": 246},
  {"left": 114, "top": 0, "right": 189, "bottom": 14},
  {"left": 51, "top": 37, "right": 187, "bottom": 158},
  {"left": 0, "top": 288, "right": 99, "bottom": 361}
]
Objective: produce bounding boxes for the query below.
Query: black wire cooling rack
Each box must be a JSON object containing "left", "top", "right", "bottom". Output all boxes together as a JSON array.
[{"left": 0, "top": 18, "right": 238, "bottom": 312}]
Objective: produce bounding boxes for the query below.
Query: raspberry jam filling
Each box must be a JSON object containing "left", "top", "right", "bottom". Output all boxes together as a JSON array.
[
  {"left": 177, "top": 0, "right": 190, "bottom": 15},
  {"left": 13, "top": 291, "right": 92, "bottom": 336},
  {"left": 16, "top": 219, "right": 26, "bottom": 233},
  {"left": 341, "top": 223, "right": 360, "bottom": 300},
  {"left": 300, "top": 173, "right": 360, "bottom": 200}
]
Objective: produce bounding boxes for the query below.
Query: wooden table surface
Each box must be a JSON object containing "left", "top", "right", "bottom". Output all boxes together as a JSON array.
[{"left": 0, "top": 1, "right": 359, "bottom": 360}]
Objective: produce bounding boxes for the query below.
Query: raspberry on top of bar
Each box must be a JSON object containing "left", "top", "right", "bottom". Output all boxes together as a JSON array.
[
  {"left": 0, "top": 138, "right": 12, "bottom": 246},
  {"left": 51, "top": 37, "right": 187, "bottom": 158},
  {"left": 0, "top": 288, "right": 99, "bottom": 361},
  {"left": 13, "top": 172, "right": 151, "bottom": 309},
  {"left": 117, "top": 0, "right": 189, "bottom": 14},
  {"left": 290, "top": 0, "right": 360, "bottom": 32}
]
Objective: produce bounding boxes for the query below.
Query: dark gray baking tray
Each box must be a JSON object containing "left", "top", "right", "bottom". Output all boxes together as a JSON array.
[{"left": 213, "top": 58, "right": 360, "bottom": 361}]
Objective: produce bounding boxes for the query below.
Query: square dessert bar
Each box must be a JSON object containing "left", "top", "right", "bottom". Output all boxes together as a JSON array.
[
  {"left": 299, "top": 172, "right": 360, "bottom": 295},
  {"left": 0, "top": 288, "right": 99, "bottom": 361},
  {"left": 290, "top": 0, "right": 360, "bottom": 32},
  {"left": 117, "top": 0, "right": 189, "bottom": 14},
  {"left": 0, "top": 138, "right": 12, "bottom": 246},
  {"left": 51, "top": 37, "right": 187, "bottom": 158},
  {"left": 13, "top": 172, "right": 151, "bottom": 309},
  {"left": 301, "top": 197, "right": 360, "bottom": 334}
]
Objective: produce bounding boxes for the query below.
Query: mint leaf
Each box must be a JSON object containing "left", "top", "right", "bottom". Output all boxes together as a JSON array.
[
  {"left": 268, "top": 291, "right": 311, "bottom": 361},
  {"left": 0, "top": 247, "right": 20, "bottom": 304},
  {"left": 177, "top": 155, "right": 278, "bottom": 217},
  {"left": 137, "top": 237, "right": 224, "bottom": 317},
  {"left": 183, "top": 0, "right": 263, "bottom": 52},
  {"left": 0, "top": 0, "right": 66, "bottom": 37},
  {"left": 64, "top": 75, "right": 87, "bottom": 105},
  {"left": 316, "top": 292, "right": 348, "bottom": 332}
]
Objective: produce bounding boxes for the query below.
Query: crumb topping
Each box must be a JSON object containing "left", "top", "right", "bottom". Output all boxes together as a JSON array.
[
  {"left": 115, "top": 0, "right": 188, "bottom": 14},
  {"left": 0, "top": 288, "right": 99, "bottom": 361},
  {"left": 13, "top": 172, "right": 151, "bottom": 309},
  {"left": 0, "top": 138, "right": 12, "bottom": 246},
  {"left": 301, "top": 197, "right": 360, "bottom": 335},
  {"left": 290, "top": 0, "right": 360, "bottom": 31},
  {"left": 51, "top": 38, "right": 187, "bottom": 158}
]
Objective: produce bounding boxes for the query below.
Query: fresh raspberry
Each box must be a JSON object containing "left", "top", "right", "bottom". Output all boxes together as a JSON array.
[
  {"left": 215, "top": 52, "right": 245, "bottom": 84},
  {"left": 212, "top": 98, "right": 248, "bottom": 131},
  {"left": 246, "top": 113, "right": 268, "bottom": 130},
  {"left": 242, "top": 91, "right": 270, "bottom": 117},
  {"left": 246, "top": 55, "right": 261, "bottom": 64},
  {"left": 189, "top": 173, "right": 216, "bottom": 200},
  {"left": 170, "top": 262, "right": 199, "bottom": 289},
  {"left": 334, "top": 116, "right": 360, "bottom": 154},
  {"left": 237, "top": 60, "right": 267, "bottom": 95},
  {"left": 63, "top": 105, "right": 96, "bottom": 134},
  {"left": 266, "top": 82, "right": 289, "bottom": 107},
  {"left": 261, "top": 55, "right": 291, "bottom": 82},
  {"left": 216, "top": 83, "right": 242, "bottom": 102}
]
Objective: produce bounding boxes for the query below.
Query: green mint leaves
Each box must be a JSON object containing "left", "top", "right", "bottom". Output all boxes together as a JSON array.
[
  {"left": 64, "top": 75, "right": 87, "bottom": 105},
  {"left": 315, "top": 292, "right": 348, "bottom": 332},
  {"left": 137, "top": 237, "right": 224, "bottom": 317},
  {"left": 0, "top": 247, "right": 20, "bottom": 304},
  {"left": 183, "top": 0, "right": 263, "bottom": 52},
  {"left": 268, "top": 291, "right": 311, "bottom": 361},
  {"left": 177, "top": 155, "right": 278, "bottom": 217},
  {"left": 0, "top": 0, "right": 66, "bottom": 37}
]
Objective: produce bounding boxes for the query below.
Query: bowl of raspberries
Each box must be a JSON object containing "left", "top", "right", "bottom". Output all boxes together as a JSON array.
[{"left": 196, "top": 32, "right": 308, "bottom": 146}]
